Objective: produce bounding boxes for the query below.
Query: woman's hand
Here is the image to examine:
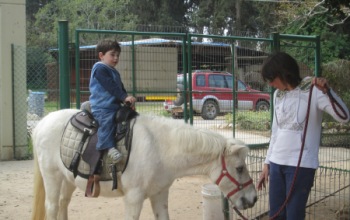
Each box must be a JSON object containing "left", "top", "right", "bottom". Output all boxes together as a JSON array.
[
  {"left": 257, "top": 164, "right": 269, "bottom": 190},
  {"left": 312, "top": 77, "right": 330, "bottom": 94}
]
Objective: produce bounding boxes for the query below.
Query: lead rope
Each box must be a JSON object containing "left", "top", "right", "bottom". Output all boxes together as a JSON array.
[
  {"left": 326, "top": 88, "right": 348, "bottom": 120},
  {"left": 232, "top": 85, "right": 348, "bottom": 220},
  {"left": 232, "top": 206, "right": 248, "bottom": 220},
  {"left": 269, "top": 85, "right": 348, "bottom": 220}
]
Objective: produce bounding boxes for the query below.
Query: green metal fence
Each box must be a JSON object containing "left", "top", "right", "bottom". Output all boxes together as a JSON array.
[
  {"left": 70, "top": 28, "right": 274, "bottom": 145},
  {"left": 12, "top": 25, "right": 349, "bottom": 219},
  {"left": 12, "top": 45, "right": 59, "bottom": 159}
]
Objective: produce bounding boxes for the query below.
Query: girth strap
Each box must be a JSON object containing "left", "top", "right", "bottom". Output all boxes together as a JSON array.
[
  {"left": 111, "top": 164, "right": 118, "bottom": 190},
  {"left": 69, "top": 128, "right": 92, "bottom": 178}
]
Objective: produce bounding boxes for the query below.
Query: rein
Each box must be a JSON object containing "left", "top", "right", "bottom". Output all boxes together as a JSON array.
[
  {"left": 326, "top": 88, "right": 348, "bottom": 120},
  {"left": 270, "top": 85, "right": 348, "bottom": 220}
]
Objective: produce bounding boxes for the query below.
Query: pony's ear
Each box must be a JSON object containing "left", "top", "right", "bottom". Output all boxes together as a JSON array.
[
  {"left": 234, "top": 146, "right": 249, "bottom": 159},
  {"left": 225, "top": 138, "right": 249, "bottom": 158}
]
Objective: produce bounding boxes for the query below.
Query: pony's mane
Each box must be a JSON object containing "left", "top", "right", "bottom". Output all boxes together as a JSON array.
[{"left": 138, "top": 115, "right": 228, "bottom": 158}]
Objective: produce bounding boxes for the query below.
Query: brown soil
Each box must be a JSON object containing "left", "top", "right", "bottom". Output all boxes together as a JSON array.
[
  {"left": 1, "top": 160, "right": 349, "bottom": 220},
  {"left": 0, "top": 160, "right": 209, "bottom": 220}
]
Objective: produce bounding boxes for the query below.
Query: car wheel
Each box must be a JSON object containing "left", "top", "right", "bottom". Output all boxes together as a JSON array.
[
  {"left": 256, "top": 100, "right": 269, "bottom": 111},
  {"left": 173, "top": 95, "right": 184, "bottom": 106},
  {"left": 201, "top": 100, "right": 219, "bottom": 120},
  {"left": 171, "top": 112, "right": 184, "bottom": 119},
  {"left": 172, "top": 113, "right": 184, "bottom": 119}
]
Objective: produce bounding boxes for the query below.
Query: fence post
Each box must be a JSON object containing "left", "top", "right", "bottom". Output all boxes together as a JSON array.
[
  {"left": 58, "top": 20, "right": 70, "bottom": 109},
  {"left": 75, "top": 30, "right": 81, "bottom": 109},
  {"left": 271, "top": 32, "right": 280, "bottom": 52},
  {"left": 315, "top": 35, "right": 321, "bottom": 77}
]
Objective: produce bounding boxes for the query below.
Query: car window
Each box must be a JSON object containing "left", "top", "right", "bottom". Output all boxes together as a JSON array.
[
  {"left": 196, "top": 75, "right": 205, "bottom": 87},
  {"left": 225, "top": 76, "right": 233, "bottom": 89},
  {"left": 237, "top": 80, "right": 246, "bottom": 91},
  {"left": 209, "top": 75, "right": 226, "bottom": 88}
]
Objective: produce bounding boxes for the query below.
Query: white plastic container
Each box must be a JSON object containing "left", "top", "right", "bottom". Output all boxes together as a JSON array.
[
  {"left": 28, "top": 91, "right": 45, "bottom": 117},
  {"left": 202, "top": 183, "right": 231, "bottom": 220}
]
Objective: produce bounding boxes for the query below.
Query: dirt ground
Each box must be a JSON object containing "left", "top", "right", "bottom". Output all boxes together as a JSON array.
[
  {"left": 1, "top": 159, "right": 349, "bottom": 220},
  {"left": 0, "top": 160, "right": 215, "bottom": 220}
]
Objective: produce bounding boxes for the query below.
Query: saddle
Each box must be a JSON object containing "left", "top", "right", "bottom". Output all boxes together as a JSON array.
[{"left": 65, "top": 101, "right": 138, "bottom": 197}]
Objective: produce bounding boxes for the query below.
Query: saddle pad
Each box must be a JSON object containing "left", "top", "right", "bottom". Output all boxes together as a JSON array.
[
  {"left": 60, "top": 121, "right": 127, "bottom": 180},
  {"left": 61, "top": 122, "right": 94, "bottom": 177}
]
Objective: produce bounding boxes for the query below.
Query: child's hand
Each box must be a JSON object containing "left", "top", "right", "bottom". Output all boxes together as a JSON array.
[{"left": 124, "top": 96, "right": 136, "bottom": 105}]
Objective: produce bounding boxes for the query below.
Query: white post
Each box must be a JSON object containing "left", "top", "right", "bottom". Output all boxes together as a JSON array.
[{"left": 0, "top": 0, "right": 26, "bottom": 160}]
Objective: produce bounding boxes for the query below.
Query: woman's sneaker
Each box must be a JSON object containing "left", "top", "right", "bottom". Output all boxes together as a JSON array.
[{"left": 107, "top": 148, "right": 123, "bottom": 164}]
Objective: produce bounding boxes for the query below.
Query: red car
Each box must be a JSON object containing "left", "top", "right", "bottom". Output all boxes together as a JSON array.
[{"left": 164, "top": 70, "right": 270, "bottom": 120}]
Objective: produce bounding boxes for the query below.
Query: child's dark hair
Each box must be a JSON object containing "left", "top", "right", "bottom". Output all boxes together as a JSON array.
[
  {"left": 96, "top": 39, "right": 121, "bottom": 55},
  {"left": 261, "top": 51, "right": 301, "bottom": 88}
]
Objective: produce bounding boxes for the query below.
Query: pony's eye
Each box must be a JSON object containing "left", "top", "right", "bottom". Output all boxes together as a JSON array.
[{"left": 236, "top": 166, "right": 244, "bottom": 173}]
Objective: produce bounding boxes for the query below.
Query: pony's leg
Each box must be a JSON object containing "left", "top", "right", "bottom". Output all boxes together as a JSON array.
[
  {"left": 57, "top": 180, "right": 76, "bottom": 220},
  {"left": 123, "top": 189, "right": 145, "bottom": 220},
  {"left": 149, "top": 188, "right": 170, "bottom": 220},
  {"left": 42, "top": 172, "right": 64, "bottom": 220},
  {"left": 31, "top": 154, "right": 46, "bottom": 220}
]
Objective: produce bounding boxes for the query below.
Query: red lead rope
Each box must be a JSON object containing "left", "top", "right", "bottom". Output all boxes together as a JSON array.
[
  {"left": 326, "top": 88, "right": 348, "bottom": 120},
  {"left": 270, "top": 85, "right": 348, "bottom": 220},
  {"left": 223, "top": 85, "right": 348, "bottom": 220}
]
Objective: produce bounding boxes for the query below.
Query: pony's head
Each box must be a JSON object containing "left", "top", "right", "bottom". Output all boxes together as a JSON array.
[{"left": 210, "top": 138, "right": 257, "bottom": 210}]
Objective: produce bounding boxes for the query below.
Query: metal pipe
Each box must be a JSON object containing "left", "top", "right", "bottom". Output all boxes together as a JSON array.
[{"left": 58, "top": 20, "right": 70, "bottom": 109}]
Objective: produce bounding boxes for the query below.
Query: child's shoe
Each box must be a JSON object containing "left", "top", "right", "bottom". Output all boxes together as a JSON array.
[{"left": 107, "top": 148, "right": 123, "bottom": 164}]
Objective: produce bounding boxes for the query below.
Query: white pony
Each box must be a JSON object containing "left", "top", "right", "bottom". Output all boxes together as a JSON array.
[{"left": 31, "top": 109, "right": 257, "bottom": 220}]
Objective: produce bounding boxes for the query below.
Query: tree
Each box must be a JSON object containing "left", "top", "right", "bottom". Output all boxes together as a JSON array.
[
  {"left": 28, "top": 0, "right": 139, "bottom": 48},
  {"left": 273, "top": 0, "right": 350, "bottom": 62},
  {"left": 26, "top": 0, "right": 350, "bottom": 62},
  {"left": 187, "top": 0, "right": 262, "bottom": 37},
  {"left": 128, "top": 0, "right": 189, "bottom": 33}
]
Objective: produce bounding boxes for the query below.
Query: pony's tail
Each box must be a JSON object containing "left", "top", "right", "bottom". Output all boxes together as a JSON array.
[{"left": 31, "top": 149, "right": 46, "bottom": 220}]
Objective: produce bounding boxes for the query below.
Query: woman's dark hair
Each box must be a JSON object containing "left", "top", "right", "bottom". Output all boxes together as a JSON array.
[
  {"left": 96, "top": 39, "right": 121, "bottom": 55},
  {"left": 261, "top": 51, "right": 301, "bottom": 88}
]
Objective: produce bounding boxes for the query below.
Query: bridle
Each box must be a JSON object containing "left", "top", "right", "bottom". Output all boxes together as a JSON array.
[
  {"left": 215, "top": 152, "right": 253, "bottom": 220},
  {"left": 215, "top": 152, "right": 253, "bottom": 200}
]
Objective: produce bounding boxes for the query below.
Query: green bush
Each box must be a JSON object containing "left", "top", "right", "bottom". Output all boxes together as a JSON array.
[
  {"left": 322, "top": 59, "right": 350, "bottom": 108},
  {"left": 225, "top": 111, "right": 271, "bottom": 131},
  {"left": 321, "top": 60, "right": 350, "bottom": 123}
]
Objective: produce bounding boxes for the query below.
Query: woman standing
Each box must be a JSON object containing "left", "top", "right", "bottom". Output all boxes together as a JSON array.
[{"left": 257, "top": 52, "right": 349, "bottom": 220}]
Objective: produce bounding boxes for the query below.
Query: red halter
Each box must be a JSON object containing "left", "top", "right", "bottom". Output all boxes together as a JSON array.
[{"left": 215, "top": 154, "right": 253, "bottom": 198}]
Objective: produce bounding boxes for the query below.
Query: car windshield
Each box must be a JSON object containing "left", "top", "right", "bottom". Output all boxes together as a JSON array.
[{"left": 177, "top": 73, "right": 247, "bottom": 90}]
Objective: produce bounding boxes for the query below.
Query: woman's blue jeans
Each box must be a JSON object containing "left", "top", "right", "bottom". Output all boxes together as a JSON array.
[{"left": 269, "top": 162, "right": 316, "bottom": 220}]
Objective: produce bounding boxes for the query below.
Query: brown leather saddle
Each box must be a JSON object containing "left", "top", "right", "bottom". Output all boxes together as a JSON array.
[{"left": 67, "top": 102, "right": 138, "bottom": 197}]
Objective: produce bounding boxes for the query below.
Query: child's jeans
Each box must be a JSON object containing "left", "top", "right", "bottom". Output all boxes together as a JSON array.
[{"left": 92, "top": 109, "right": 117, "bottom": 150}]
